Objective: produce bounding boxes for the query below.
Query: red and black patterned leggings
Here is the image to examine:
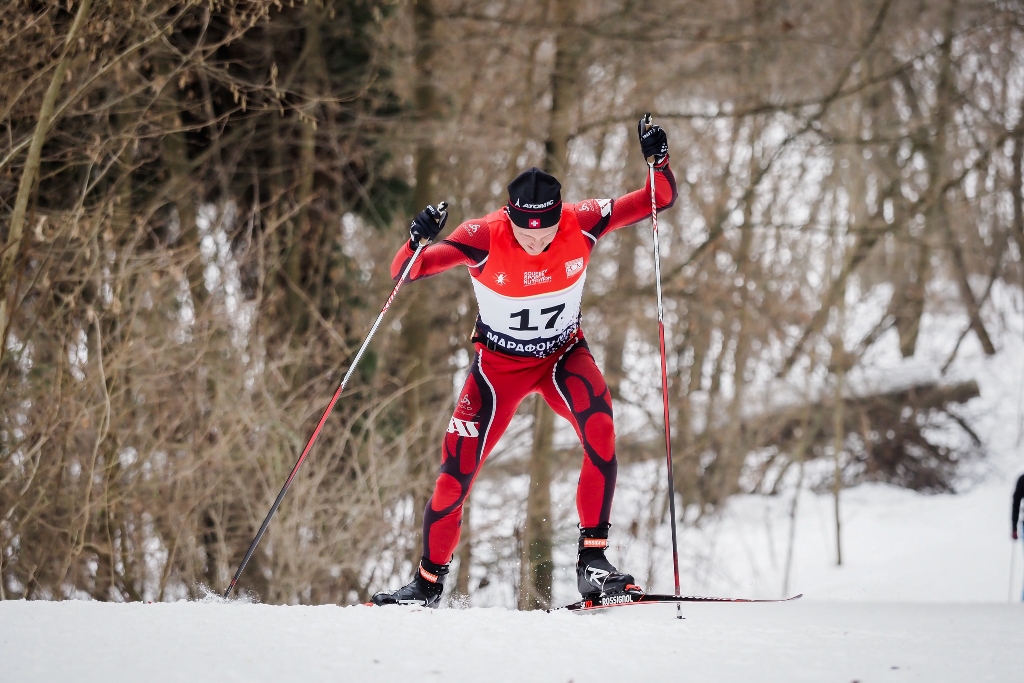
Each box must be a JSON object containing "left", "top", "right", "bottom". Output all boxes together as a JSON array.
[{"left": 422, "top": 336, "right": 617, "bottom": 565}]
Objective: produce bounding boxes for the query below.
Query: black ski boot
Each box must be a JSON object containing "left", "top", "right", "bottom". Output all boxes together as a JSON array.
[
  {"left": 576, "top": 524, "right": 643, "bottom": 598},
  {"left": 371, "top": 558, "right": 448, "bottom": 608}
]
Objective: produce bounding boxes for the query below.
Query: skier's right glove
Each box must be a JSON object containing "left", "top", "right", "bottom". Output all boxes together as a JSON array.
[
  {"left": 637, "top": 116, "right": 669, "bottom": 167},
  {"left": 409, "top": 204, "right": 448, "bottom": 246}
]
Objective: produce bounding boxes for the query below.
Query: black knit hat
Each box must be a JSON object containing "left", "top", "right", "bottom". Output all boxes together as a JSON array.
[{"left": 507, "top": 168, "right": 562, "bottom": 229}]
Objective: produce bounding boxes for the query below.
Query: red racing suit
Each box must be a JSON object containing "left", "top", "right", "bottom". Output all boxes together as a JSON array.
[{"left": 391, "top": 161, "right": 677, "bottom": 565}]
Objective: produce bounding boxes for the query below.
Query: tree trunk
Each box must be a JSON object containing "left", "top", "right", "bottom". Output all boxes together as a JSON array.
[
  {"left": 895, "top": 0, "right": 960, "bottom": 358},
  {"left": 519, "top": 395, "right": 555, "bottom": 610},
  {"left": 714, "top": 112, "right": 762, "bottom": 499},
  {"left": 0, "top": 0, "right": 93, "bottom": 355},
  {"left": 942, "top": 206, "right": 995, "bottom": 354},
  {"left": 286, "top": 5, "right": 327, "bottom": 336},
  {"left": 1011, "top": 125, "right": 1024, "bottom": 288},
  {"left": 833, "top": 360, "right": 844, "bottom": 567},
  {"left": 402, "top": 0, "right": 443, "bottom": 567},
  {"left": 831, "top": 218, "right": 849, "bottom": 567},
  {"left": 542, "top": 0, "right": 585, "bottom": 179},
  {"left": 519, "top": 0, "right": 587, "bottom": 610},
  {"left": 604, "top": 228, "right": 638, "bottom": 401},
  {"left": 159, "top": 105, "right": 205, "bottom": 308},
  {"left": 453, "top": 501, "right": 472, "bottom": 600}
]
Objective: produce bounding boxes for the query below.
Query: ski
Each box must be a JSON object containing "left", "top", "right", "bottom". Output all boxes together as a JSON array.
[{"left": 553, "top": 592, "right": 803, "bottom": 613}]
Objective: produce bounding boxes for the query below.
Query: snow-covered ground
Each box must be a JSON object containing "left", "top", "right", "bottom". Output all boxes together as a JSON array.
[
  {"left": 638, "top": 289, "right": 1024, "bottom": 605},
  {"left": 666, "top": 476, "right": 1021, "bottom": 602},
  {"left": 2, "top": 599, "right": 1021, "bottom": 682},
  {"left": 4, "top": 286, "right": 1024, "bottom": 681}
]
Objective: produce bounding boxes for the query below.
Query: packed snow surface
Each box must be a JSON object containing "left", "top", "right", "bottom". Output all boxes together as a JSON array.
[{"left": 2, "top": 599, "right": 1021, "bottom": 682}]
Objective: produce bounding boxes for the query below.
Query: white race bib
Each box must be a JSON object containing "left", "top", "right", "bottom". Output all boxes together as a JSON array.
[{"left": 471, "top": 271, "right": 587, "bottom": 357}]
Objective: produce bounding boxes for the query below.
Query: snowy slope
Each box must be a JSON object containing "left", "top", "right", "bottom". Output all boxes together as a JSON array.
[
  {"left": 663, "top": 478, "right": 1019, "bottom": 602},
  {"left": 632, "top": 290, "right": 1024, "bottom": 605},
  {"left": 2, "top": 599, "right": 1022, "bottom": 683}
]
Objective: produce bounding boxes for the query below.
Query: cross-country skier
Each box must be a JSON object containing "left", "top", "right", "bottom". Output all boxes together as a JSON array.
[
  {"left": 1014, "top": 472, "right": 1024, "bottom": 543},
  {"left": 371, "top": 118, "right": 677, "bottom": 607},
  {"left": 1011, "top": 473, "right": 1019, "bottom": 593},
  {"left": 1014, "top": 472, "right": 1024, "bottom": 600}
]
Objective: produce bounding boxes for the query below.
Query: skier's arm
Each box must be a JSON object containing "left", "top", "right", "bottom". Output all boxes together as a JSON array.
[
  {"left": 577, "top": 160, "right": 678, "bottom": 243},
  {"left": 391, "top": 220, "right": 490, "bottom": 281}
]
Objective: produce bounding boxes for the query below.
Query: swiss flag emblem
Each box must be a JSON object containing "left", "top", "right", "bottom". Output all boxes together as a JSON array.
[{"left": 529, "top": 218, "right": 540, "bottom": 228}]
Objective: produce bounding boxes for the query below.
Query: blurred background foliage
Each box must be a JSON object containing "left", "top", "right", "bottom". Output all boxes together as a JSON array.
[{"left": 1, "top": 0, "right": 1020, "bottom": 606}]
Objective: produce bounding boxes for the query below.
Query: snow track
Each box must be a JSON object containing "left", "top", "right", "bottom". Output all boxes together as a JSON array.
[{"left": 2, "top": 600, "right": 1020, "bottom": 682}]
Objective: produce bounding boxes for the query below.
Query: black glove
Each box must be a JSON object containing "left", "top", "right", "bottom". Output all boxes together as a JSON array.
[
  {"left": 409, "top": 204, "right": 448, "bottom": 246},
  {"left": 638, "top": 116, "right": 669, "bottom": 165}
]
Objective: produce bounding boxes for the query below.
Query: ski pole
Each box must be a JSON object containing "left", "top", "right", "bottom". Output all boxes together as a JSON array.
[
  {"left": 224, "top": 202, "right": 448, "bottom": 599},
  {"left": 644, "top": 113, "right": 682, "bottom": 619}
]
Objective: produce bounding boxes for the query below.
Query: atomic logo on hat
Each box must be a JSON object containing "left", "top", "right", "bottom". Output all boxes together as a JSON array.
[{"left": 507, "top": 168, "right": 562, "bottom": 230}]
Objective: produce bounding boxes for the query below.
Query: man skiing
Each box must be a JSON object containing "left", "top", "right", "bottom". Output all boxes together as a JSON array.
[
  {"left": 371, "top": 118, "right": 677, "bottom": 608},
  {"left": 1014, "top": 473, "right": 1024, "bottom": 542},
  {"left": 1014, "top": 472, "right": 1024, "bottom": 599}
]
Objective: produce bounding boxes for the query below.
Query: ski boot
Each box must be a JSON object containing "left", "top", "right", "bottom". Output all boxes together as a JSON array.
[
  {"left": 371, "top": 558, "right": 448, "bottom": 608},
  {"left": 576, "top": 524, "right": 643, "bottom": 599}
]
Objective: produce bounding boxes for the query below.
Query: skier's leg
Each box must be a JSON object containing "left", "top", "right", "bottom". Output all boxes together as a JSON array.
[
  {"left": 422, "top": 348, "right": 531, "bottom": 565},
  {"left": 374, "top": 348, "right": 533, "bottom": 607},
  {"left": 540, "top": 339, "right": 638, "bottom": 597},
  {"left": 540, "top": 339, "right": 617, "bottom": 527}
]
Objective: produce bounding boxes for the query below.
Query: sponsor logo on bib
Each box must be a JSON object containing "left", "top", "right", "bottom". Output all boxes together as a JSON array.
[
  {"left": 564, "top": 257, "right": 584, "bottom": 277},
  {"left": 494, "top": 272, "right": 507, "bottom": 286},
  {"left": 524, "top": 270, "right": 552, "bottom": 286}
]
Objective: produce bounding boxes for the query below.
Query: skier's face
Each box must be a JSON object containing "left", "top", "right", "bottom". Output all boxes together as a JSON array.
[{"left": 511, "top": 224, "right": 558, "bottom": 256}]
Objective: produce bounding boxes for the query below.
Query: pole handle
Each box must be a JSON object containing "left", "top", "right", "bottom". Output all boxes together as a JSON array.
[
  {"left": 643, "top": 112, "right": 656, "bottom": 166},
  {"left": 416, "top": 201, "right": 449, "bottom": 247}
]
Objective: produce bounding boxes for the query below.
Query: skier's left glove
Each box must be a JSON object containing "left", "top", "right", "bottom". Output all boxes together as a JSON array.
[
  {"left": 409, "top": 204, "right": 448, "bottom": 246},
  {"left": 637, "top": 117, "right": 669, "bottom": 167}
]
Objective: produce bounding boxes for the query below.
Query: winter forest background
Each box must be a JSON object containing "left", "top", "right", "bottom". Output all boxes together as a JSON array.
[{"left": 2, "top": 0, "right": 1023, "bottom": 608}]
